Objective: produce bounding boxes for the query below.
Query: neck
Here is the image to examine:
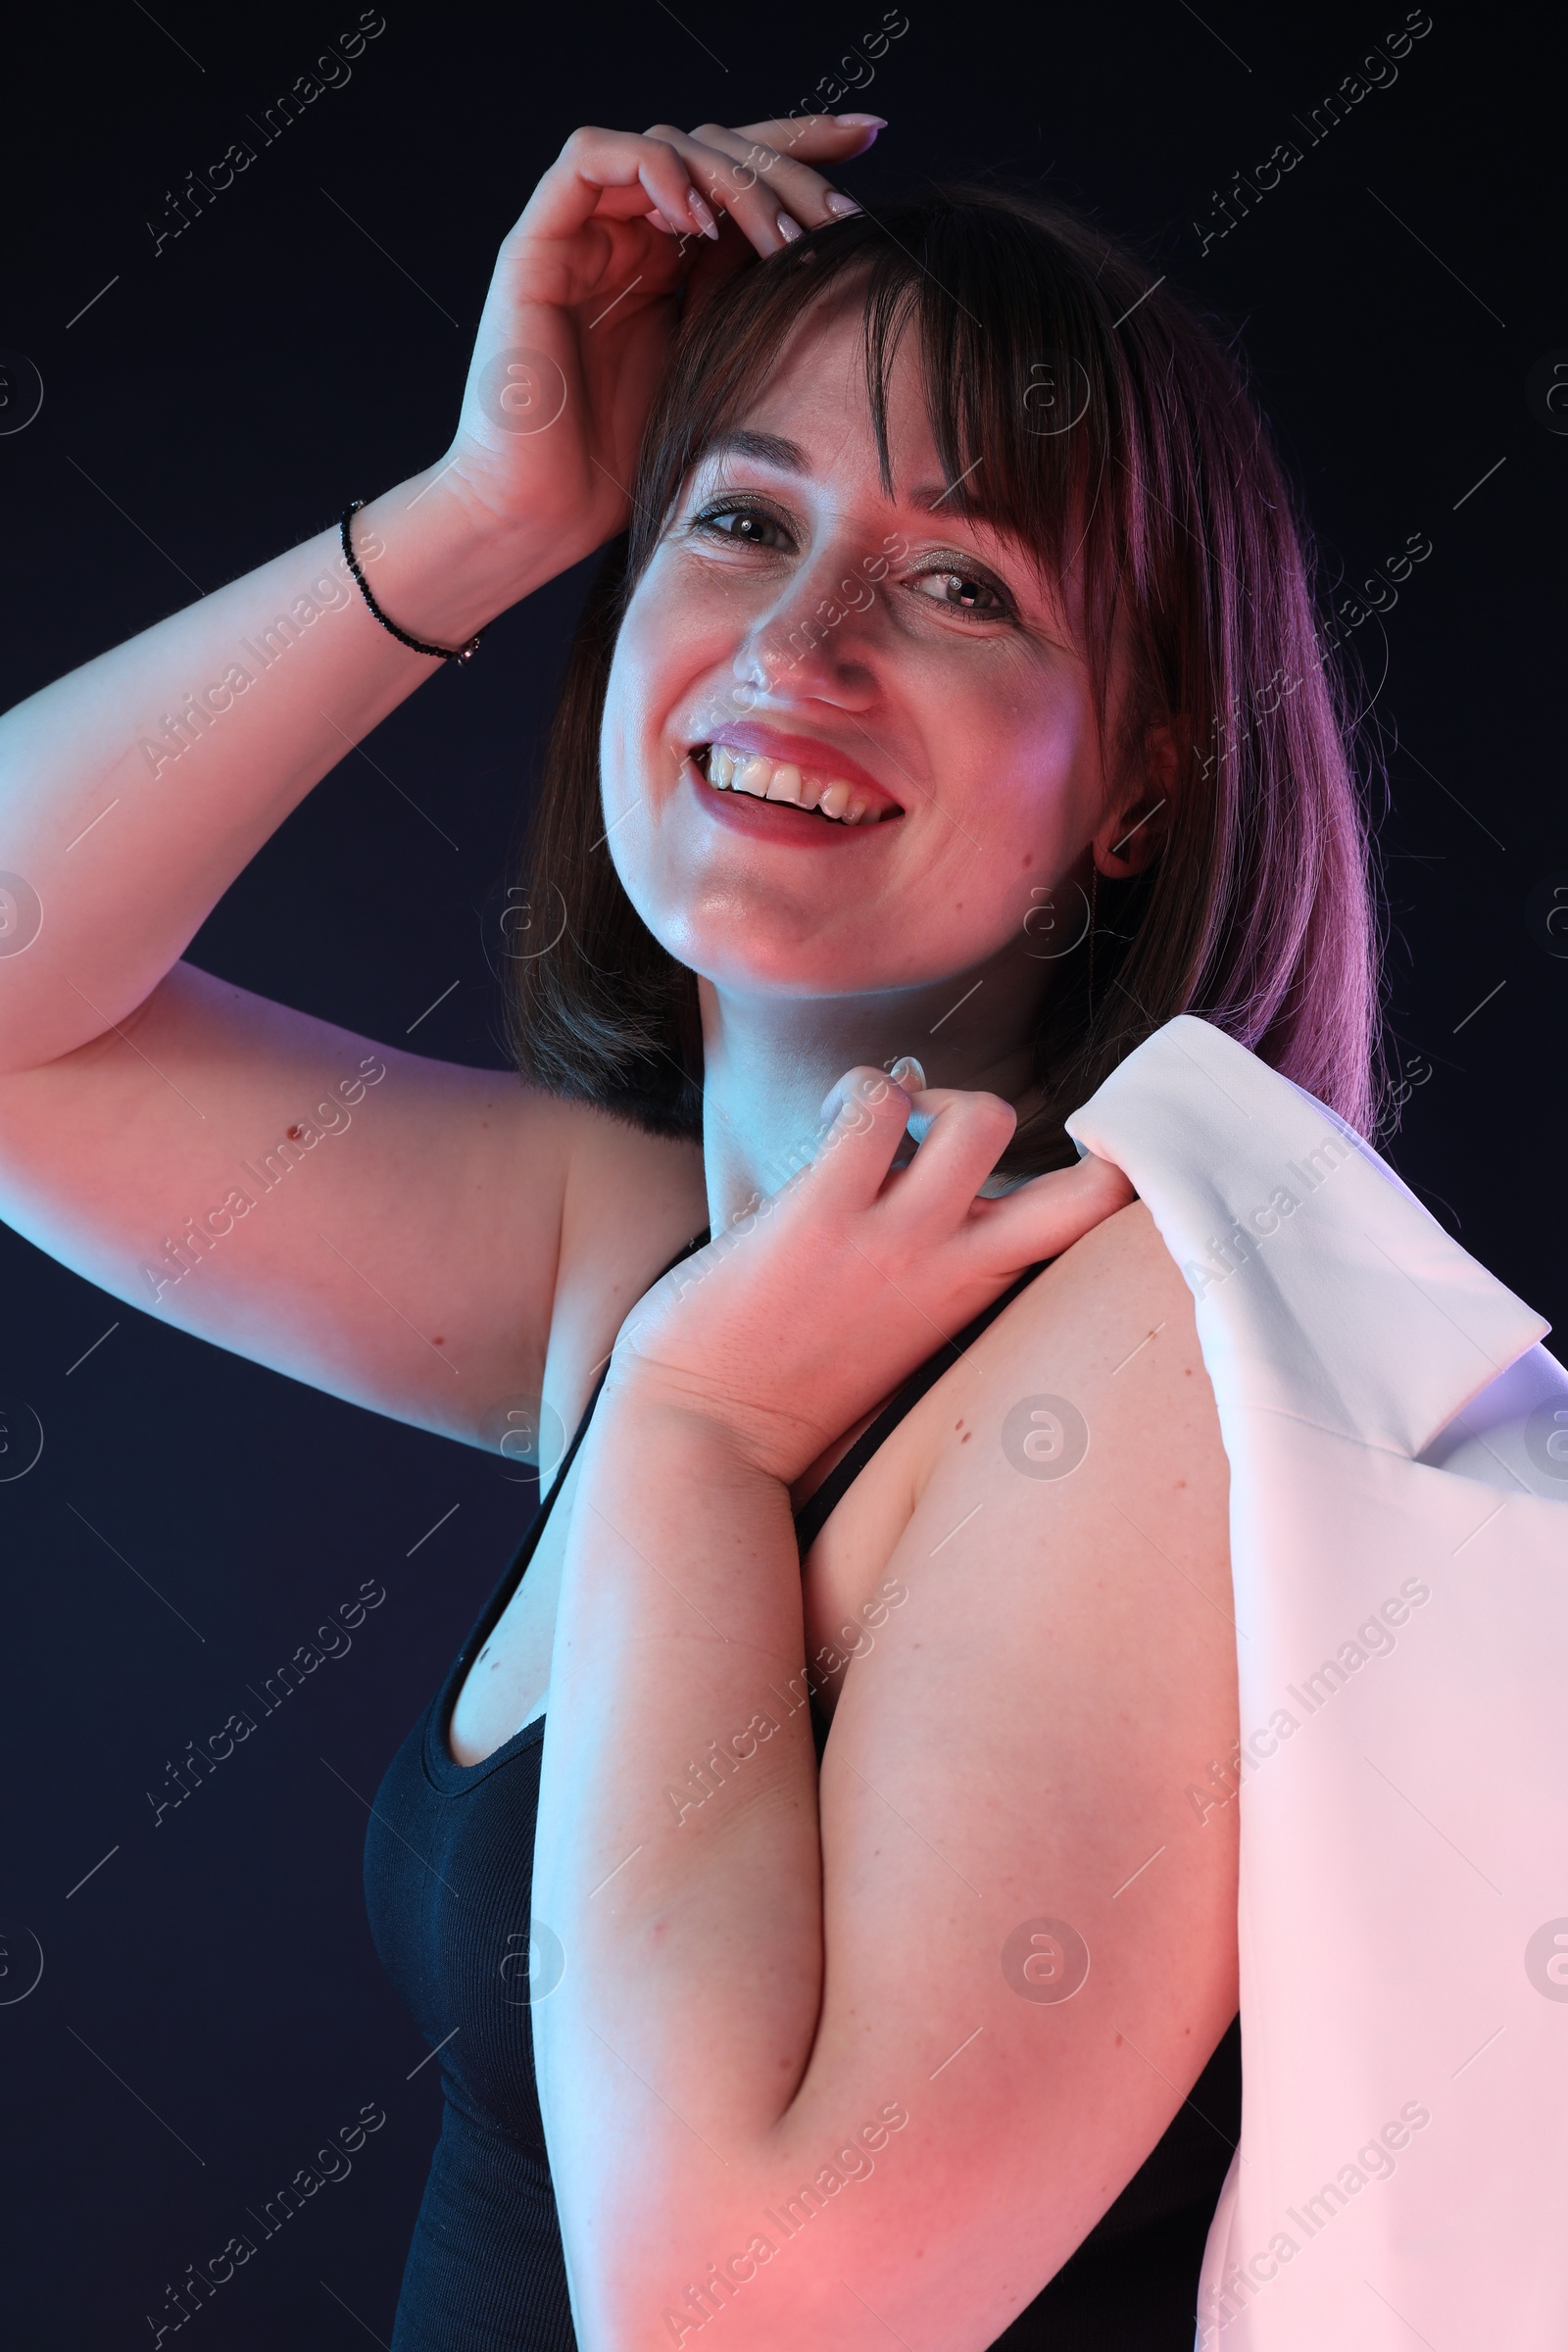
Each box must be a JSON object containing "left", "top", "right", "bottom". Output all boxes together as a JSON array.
[{"left": 697, "top": 949, "right": 1051, "bottom": 1232}]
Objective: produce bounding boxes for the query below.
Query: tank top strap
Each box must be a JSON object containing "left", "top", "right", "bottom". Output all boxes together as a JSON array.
[
  {"left": 535, "top": 1227, "right": 710, "bottom": 1517},
  {"left": 793, "top": 1260, "right": 1050, "bottom": 1559},
  {"left": 546, "top": 1240, "right": 1051, "bottom": 1569}
]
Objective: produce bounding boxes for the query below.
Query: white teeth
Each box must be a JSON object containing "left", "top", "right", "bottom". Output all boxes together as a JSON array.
[{"left": 697, "top": 748, "right": 885, "bottom": 825}]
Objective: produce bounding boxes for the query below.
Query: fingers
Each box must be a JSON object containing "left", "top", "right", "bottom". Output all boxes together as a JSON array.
[
  {"left": 517, "top": 125, "right": 717, "bottom": 248},
  {"left": 641, "top": 118, "right": 867, "bottom": 253},
  {"left": 697, "top": 118, "right": 870, "bottom": 235},
  {"left": 970, "top": 1154, "right": 1137, "bottom": 1269},
  {"left": 807, "top": 1071, "right": 1015, "bottom": 1227},
  {"left": 514, "top": 115, "right": 880, "bottom": 272},
  {"left": 893, "top": 1085, "right": 1018, "bottom": 1206},
  {"left": 727, "top": 113, "right": 885, "bottom": 158},
  {"left": 798, "top": 1070, "right": 1131, "bottom": 1286},
  {"left": 806, "top": 1066, "right": 916, "bottom": 1207}
]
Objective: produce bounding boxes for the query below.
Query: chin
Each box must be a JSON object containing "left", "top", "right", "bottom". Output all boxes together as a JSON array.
[{"left": 656, "top": 914, "right": 870, "bottom": 1000}]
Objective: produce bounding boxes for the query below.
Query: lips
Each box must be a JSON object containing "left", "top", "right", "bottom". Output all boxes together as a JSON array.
[{"left": 688, "top": 731, "right": 902, "bottom": 827}]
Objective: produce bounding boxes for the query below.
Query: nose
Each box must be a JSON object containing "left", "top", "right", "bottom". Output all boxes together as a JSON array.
[{"left": 729, "top": 541, "right": 880, "bottom": 712}]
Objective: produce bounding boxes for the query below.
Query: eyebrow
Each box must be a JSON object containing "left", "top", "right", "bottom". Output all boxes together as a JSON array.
[
  {"left": 706, "top": 428, "right": 807, "bottom": 471},
  {"left": 702, "top": 427, "right": 989, "bottom": 519}
]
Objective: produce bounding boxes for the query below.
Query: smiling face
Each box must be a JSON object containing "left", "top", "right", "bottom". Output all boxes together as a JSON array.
[{"left": 599, "top": 290, "right": 1163, "bottom": 1047}]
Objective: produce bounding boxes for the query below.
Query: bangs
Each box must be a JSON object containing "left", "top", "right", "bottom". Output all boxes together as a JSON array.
[
  {"left": 625, "top": 191, "right": 1151, "bottom": 719},
  {"left": 511, "top": 184, "right": 1380, "bottom": 1158}
]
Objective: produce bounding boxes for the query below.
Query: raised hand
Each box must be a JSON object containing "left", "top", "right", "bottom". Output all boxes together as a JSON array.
[{"left": 441, "top": 114, "right": 883, "bottom": 568}]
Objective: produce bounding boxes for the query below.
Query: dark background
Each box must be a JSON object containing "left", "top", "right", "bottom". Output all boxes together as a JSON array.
[{"left": 0, "top": 2, "right": 1560, "bottom": 2343}]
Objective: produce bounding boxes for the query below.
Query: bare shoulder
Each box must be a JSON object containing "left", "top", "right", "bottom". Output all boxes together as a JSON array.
[
  {"left": 804, "top": 1200, "right": 1228, "bottom": 1595},
  {"left": 804, "top": 1199, "right": 1234, "bottom": 1735},
  {"left": 897, "top": 1199, "right": 1229, "bottom": 1528},
  {"left": 996, "top": 1195, "right": 1206, "bottom": 1369},
  {"left": 929, "top": 1199, "right": 1234, "bottom": 1625}
]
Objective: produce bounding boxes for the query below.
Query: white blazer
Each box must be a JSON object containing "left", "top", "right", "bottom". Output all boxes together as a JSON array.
[{"left": 1066, "top": 1016, "right": 1568, "bottom": 2350}]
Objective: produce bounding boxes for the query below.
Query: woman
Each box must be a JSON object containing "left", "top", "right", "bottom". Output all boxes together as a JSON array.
[{"left": 4, "top": 111, "right": 1548, "bottom": 2351}]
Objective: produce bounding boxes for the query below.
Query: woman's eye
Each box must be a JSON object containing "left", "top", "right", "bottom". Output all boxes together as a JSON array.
[
  {"left": 912, "top": 567, "right": 1010, "bottom": 617},
  {"left": 693, "top": 504, "right": 792, "bottom": 550}
]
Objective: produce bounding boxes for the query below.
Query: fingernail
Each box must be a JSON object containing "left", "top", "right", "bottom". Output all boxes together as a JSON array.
[
  {"left": 824, "top": 191, "right": 862, "bottom": 218},
  {"left": 687, "top": 189, "right": 719, "bottom": 240},
  {"left": 776, "top": 210, "right": 803, "bottom": 243},
  {"left": 837, "top": 113, "right": 888, "bottom": 127},
  {"left": 888, "top": 1055, "right": 926, "bottom": 1092}
]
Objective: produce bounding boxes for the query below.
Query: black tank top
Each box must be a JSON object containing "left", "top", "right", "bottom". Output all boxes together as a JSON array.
[{"left": 365, "top": 1257, "right": 1241, "bottom": 2350}]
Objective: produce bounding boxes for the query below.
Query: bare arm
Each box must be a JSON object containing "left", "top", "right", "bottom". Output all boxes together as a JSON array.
[
  {"left": 533, "top": 1097, "right": 1234, "bottom": 2346},
  {"left": 0, "top": 454, "right": 616, "bottom": 1442},
  {"left": 0, "top": 467, "right": 561, "bottom": 1075},
  {"left": 0, "top": 958, "right": 708, "bottom": 1446},
  {"left": 0, "top": 118, "right": 877, "bottom": 1439}
]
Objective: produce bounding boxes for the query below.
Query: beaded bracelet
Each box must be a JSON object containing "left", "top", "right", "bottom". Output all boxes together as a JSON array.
[{"left": 340, "top": 500, "right": 484, "bottom": 664}]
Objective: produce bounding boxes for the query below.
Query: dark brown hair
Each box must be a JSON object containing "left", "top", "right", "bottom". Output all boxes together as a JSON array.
[{"left": 504, "top": 184, "right": 1381, "bottom": 1168}]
